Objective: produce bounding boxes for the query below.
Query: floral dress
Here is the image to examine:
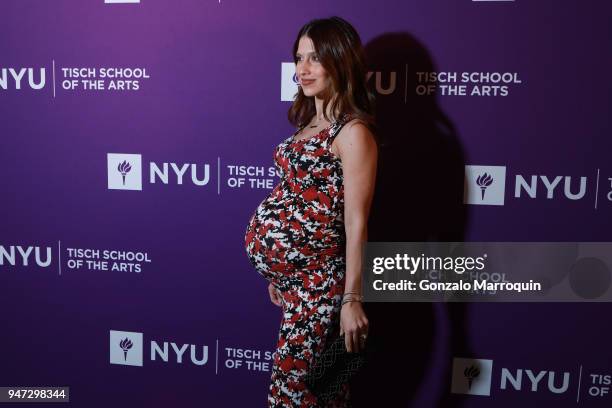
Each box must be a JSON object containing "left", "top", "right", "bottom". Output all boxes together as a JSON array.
[{"left": 245, "top": 114, "right": 353, "bottom": 407}]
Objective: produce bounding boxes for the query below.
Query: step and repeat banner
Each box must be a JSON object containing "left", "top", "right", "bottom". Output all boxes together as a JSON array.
[{"left": 1, "top": 1, "right": 611, "bottom": 407}]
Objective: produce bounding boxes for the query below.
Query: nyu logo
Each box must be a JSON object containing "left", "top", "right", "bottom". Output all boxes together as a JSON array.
[
  {"left": 109, "top": 330, "right": 209, "bottom": 367},
  {"left": 366, "top": 71, "right": 397, "bottom": 95},
  {"left": 465, "top": 165, "right": 590, "bottom": 206},
  {"left": 464, "top": 165, "right": 507, "bottom": 206},
  {"left": 280, "top": 62, "right": 398, "bottom": 101},
  {"left": 451, "top": 357, "right": 573, "bottom": 398},
  {"left": 107, "top": 153, "right": 211, "bottom": 191},
  {"left": 107, "top": 153, "right": 142, "bottom": 190},
  {"left": 0, "top": 245, "right": 52, "bottom": 268},
  {"left": 515, "top": 175, "right": 586, "bottom": 200},
  {"left": 110, "top": 330, "right": 143, "bottom": 366},
  {"left": 0, "top": 68, "right": 46, "bottom": 90},
  {"left": 501, "top": 367, "right": 570, "bottom": 394},
  {"left": 451, "top": 358, "right": 494, "bottom": 396},
  {"left": 281, "top": 63, "right": 299, "bottom": 101}
]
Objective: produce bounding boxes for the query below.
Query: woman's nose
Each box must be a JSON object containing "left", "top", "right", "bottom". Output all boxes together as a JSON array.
[{"left": 298, "top": 61, "right": 310, "bottom": 76}]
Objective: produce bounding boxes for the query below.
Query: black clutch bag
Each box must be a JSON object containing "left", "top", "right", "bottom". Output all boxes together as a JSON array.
[{"left": 305, "top": 332, "right": 367, "bottom": 405}]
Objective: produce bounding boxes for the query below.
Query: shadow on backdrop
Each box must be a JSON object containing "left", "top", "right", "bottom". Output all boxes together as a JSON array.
[{"left": 350, "top": 32, "right": 472, "bottom": 408}]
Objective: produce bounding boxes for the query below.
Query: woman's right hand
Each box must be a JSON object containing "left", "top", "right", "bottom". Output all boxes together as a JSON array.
[{"left": 268, "top": 283, "right": 283, "bottom": 307}]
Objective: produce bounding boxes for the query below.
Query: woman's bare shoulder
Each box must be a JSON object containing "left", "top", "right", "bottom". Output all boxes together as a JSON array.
[
  {"left": 333, "top": 118, "right": 376, "bottom": 158},
  {"left": 337, "top": 119, "right": 375, "bottom": 145}
]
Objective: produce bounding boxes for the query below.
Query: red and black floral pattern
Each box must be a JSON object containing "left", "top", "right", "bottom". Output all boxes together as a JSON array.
[{"left": 245, "top": 114, "right": 352, "bottom": 407}]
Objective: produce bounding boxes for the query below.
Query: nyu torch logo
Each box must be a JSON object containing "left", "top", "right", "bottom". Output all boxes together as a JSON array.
[
  {"left": 451, "top": 358, "right": 493, "bottom": 396},
  {"left": 107, "top": 153, "right": 142, "bottom": 191},
  {"left": 464, "top": 365, "right": 481, "bottom": 390},
  {"left": 476, "top": 173, "right": 494, "bottom": 201},
  {"left": 464, "top": 165, "right": 506, "bottom": 206},
  {"left": 110, "top": 330, "right": 143, "bottom": 366},
  {"left": 117, "top": 160, "right": 132, "bottom": 186},
  {"left": 119, "top": 337, "right": 133, "bottom": 361}
]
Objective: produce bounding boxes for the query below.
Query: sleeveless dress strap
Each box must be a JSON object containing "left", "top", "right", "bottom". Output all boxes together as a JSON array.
[{"left": 327, "top": 113, "right": 354, "bottom": 146}]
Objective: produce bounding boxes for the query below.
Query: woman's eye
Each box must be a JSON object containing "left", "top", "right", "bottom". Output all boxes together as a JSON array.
[{"left": 312, "top": 55, "right": 319, "bottom": 62}]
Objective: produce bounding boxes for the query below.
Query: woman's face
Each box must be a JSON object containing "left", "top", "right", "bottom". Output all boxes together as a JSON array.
[{"left": 296, "top": 36, "right": 330, "bottom": 98}]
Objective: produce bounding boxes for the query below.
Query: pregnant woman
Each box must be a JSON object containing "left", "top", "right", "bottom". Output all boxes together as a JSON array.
[{"left": 245, "top": 16, "right": 377, "bottom": 407}]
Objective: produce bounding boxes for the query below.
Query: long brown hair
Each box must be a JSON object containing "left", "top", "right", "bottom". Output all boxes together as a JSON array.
[{"left": 288, "top": 16, "right": 375, "bottom": 131}]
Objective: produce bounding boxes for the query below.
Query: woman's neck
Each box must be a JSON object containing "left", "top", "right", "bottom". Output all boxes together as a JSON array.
[{"left": 314, "top": 95, "right": 337, "bottom": 122}]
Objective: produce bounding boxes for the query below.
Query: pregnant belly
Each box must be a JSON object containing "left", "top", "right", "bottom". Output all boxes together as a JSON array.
[
  {"left": 245, "top": 195, "right": 308, "bottom": 274},
  {"left": 245, "top": 188, "right": 345, "bottom": 276}
]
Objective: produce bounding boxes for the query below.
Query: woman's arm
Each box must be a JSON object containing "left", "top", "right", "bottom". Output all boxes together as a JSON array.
[{"left": 334, "top": 119, "right": 377, "bottom": 352}]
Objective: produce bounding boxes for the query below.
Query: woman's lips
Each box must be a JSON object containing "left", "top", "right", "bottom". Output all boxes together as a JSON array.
[{"left": 301, "top": 79, "right": 315, "bottom": 86}]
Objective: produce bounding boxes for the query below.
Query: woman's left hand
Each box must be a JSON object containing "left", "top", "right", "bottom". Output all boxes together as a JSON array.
[{"left": 340, "top": 301, "right": 369, "bottom": 353}]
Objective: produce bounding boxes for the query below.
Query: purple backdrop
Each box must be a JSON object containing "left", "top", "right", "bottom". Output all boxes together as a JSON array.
[{"left": 1, "top": 0, "right": 611, "bottom": 407}]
